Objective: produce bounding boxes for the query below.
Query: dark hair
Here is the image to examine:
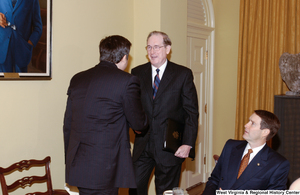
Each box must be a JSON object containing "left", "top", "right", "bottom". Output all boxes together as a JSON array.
[
  {"left": 99, "top": 35, "right": 131, "bottom": 64},
  {"left": 254, "top": 110, "right": 280, "bottom": 141},
  {"left": 147, "top": 31, "right": 172, "bottom": 46}
]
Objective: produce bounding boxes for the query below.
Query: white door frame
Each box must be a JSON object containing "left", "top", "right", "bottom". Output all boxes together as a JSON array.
[{"left": 186, "top": 0, "right": 215, "bottom": 185}]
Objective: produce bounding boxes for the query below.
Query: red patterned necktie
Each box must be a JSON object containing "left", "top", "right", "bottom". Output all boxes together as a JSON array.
[
  {"left": 237, "top": 149, "right": 253, "bottom": 179},
  {"left": 153, "top": 69, "right": 160, "bottom": 99}
]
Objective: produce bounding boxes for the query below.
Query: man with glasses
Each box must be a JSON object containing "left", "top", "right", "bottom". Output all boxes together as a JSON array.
[{"left": 129, "top": 31, "right": 199, "bottom": 195}]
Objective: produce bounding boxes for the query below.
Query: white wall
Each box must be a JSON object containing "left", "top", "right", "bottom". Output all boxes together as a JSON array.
[{"left": 212, "top": 0, "right": 240, "bottom": 155}]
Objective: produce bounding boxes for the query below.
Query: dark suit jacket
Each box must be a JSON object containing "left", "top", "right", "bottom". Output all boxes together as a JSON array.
[
  {"left": 63, "top": 61, "right": 148, "bottom": 189},
  {"left": 131, "top": 60, "right": 199, "bottom": 166},
  {"left": 203, "top": 139, "right": 290, "bottom": 195},
  {"left": 0, "top": 0, "right": 42, "bottom": 69}
]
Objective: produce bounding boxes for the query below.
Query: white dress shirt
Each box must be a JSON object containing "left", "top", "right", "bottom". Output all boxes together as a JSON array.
[
  {"left": 151, "top": 60, "right": 167, "bottom": 86},
  {"left": 242, "top": 143, "right": 266, "bottom": 164}
]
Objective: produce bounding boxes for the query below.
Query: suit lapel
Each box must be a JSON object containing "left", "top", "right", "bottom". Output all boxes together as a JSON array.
[
  {"left": 13, "top": 0, "right": 23, "bottom": 11},
  {"left": 231, "top": 144, "right": 269, "bottom": 189},
  {"left": 141, "top": 63, "right": 154, "bottom": 102},
  {"left": 227, "top": 141, "right": 247, "bottom": 188},
  {"left": 7, "top": 0, "right": 13, "bottom": 10},
  {"left": 154, "top": 61, "right": 174, "bottom": 100}
]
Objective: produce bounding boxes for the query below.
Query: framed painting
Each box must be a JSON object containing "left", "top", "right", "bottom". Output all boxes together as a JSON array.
[{"left": 0, "top": 0, "right": 52, "bottom": 80}]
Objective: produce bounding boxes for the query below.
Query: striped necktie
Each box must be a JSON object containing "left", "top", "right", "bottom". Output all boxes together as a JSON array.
[{"left": 153, "top": 69, "right": 160, "bottom": 99}]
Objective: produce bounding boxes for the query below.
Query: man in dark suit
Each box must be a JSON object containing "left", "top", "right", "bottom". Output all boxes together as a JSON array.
[
  {"left": 129, "top": 31, "right": 199, "bottom": 195},
  {"left": 63, "top": 35, "right": 148, "bottom": 195},
  {"left": 0, "top": 0, "right": 43, "bottom": 72},
  {"left": 203, "top": 110, "right": 290, "bottom": 195}
]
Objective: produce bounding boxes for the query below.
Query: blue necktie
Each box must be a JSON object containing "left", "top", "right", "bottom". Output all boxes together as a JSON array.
[
  {"left": 153, "top": 69, "right": 160, "bottom": 99},
  {"left": 12, "top": 0, "right": 17, "bottom": 7}
]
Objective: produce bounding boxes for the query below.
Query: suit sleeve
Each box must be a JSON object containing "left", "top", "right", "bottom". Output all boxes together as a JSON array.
[
  {"left": 181, "top": 69, "right": 199, "bottom": 148},
  {"left": 267, "top": 159, "right": 290, "bottom": 190},
  {"left": 29, "top": 0, "right": 43, "bottom": 46},
  {"left": 63, "top": 86, "right": 72, "bottom": 163},
  {"left": 202, "top": 156, "right": 223, "bottom": 195},
  {"left": 123, "top": 75, "right": 148, "bottom": 132},
  {"left": 202, "top": 140, "right": 232, "bottom": 195}
]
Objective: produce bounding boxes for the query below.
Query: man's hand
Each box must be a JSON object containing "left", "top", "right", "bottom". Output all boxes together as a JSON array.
[
  {"left": 134, "top": 130, "right": 141, "bottom": 134},
  {"left": 174, "top": 145, "right": 191, "bottom": 158},
  {"left": 0, "top": 13, "right": 8, "bottom": 28}
]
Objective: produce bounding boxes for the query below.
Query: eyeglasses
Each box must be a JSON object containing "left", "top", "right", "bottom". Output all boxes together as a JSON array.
[
  {"left": 146, "top": 45, "right": 165, "bottom": 51},
  {"left": 4, "top": 12, "right": 16, "bottom": 30}
]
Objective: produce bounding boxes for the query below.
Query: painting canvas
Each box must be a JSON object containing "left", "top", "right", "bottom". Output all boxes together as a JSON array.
[{"left": 0, "top": 0, "right": 52, "bottom": 80}]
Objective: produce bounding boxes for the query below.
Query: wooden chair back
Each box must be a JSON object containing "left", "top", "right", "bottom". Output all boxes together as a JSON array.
[{"left": 0, "top": 156, "right": 68, "bottom": 195}]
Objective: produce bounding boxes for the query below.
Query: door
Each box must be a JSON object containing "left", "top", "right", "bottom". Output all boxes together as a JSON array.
[{"left": 186, "top": 36, "right": 209, "bottom": 186}]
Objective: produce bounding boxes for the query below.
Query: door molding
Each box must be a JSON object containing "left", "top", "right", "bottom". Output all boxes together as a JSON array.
[{"left": 186, "top": 0, "right": 215, "bottom": 185}]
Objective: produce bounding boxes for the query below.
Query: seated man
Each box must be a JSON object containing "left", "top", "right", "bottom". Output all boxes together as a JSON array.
[{"left": 203, "top": 110, "right": 290, "bottom": 195}]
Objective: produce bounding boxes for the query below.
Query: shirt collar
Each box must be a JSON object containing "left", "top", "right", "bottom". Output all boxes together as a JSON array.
[
  {"left": 151, "top": 60, "right": 168, "bottom": 81},
  {"left": 243, "top": 142, "right": 266, "bottom": 163}
]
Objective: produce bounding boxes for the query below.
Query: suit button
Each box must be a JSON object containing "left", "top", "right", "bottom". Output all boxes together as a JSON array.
[{"left": 221, "top": 177, "right": 224, "bottom": 180}]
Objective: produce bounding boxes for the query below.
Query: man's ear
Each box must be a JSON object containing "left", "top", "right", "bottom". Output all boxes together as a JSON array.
[
  {"left": 121, "top": 55, "right": 127, "bottom": 61},
  {"left": 166, "top": 45, "right": 171, "bottom": 55},
  {"left": 262, "top": 128, "right": 270, "bottom": 139},
  {"left": 116, "top": 55, "right": 128, "bottom": 70},
  {"left": 117, "top": 55, "right": 127, "bottom": 64}
]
